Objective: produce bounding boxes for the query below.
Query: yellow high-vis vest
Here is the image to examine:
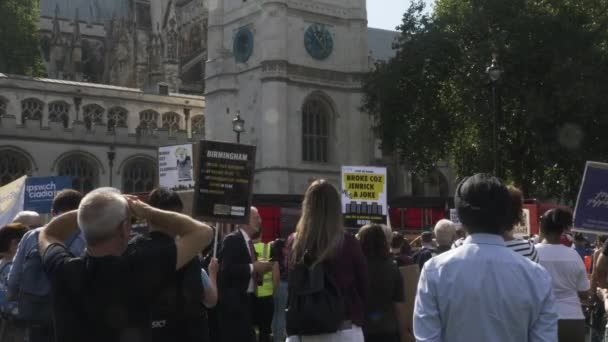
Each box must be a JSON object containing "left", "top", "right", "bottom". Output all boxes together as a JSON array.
[{"left": 254, "top": 242, "right": 274, "bottom": 297}]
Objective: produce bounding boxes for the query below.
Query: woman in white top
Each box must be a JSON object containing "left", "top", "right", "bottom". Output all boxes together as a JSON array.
[{"left": 536, "top": 208, "right": 589, "bottom": 342}]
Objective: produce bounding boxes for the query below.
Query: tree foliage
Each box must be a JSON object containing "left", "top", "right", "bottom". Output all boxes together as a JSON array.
[
  {"left": 363, "top": 0, "right": 608, "bottom": 201},
  {"left": 0, "top": 0, "right": 44, "bottom": 76}
]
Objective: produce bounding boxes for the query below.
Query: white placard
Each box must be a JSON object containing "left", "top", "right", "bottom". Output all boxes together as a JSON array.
[
  {"left": 513, "top": 208, "right": 531, "bottom": 237},
  {"left": 158, "top": 144, "right": 195, "bottom": 191}
]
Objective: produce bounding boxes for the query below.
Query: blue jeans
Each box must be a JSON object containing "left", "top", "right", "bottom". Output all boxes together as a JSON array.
[{"left": 272, "top": 281, "right": 288, "bottom": 342}]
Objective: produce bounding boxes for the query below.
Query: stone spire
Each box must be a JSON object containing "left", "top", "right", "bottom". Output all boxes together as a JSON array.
[
  {"left": 50, "top": 4, "right": 63, "bottom": 46},
  {"left": 72, "top": 8, "right": 82, "bottom": 47}
]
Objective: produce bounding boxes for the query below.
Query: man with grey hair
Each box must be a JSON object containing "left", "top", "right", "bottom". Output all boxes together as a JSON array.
[
  {"left": 38, "top": 188, "right": 213, "bottom": 342},
  {"left": 434, "top": 219, "right": 457, "bottom": 254},
  {"left": 13, "top": 211, "right": 42, "bottom": 229}
]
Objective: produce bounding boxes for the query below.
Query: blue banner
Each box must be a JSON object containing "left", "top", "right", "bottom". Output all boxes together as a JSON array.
[
  {"left": 574, "top": 162, "right": 608, "bottom": 233},
  {"left": 24, "top": 176, "right": 72, "bottom": 214}
]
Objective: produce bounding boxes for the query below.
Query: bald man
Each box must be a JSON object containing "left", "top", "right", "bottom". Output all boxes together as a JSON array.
[
  {"left": 13, "top": 211, "right": 42, "bottom": 229},
  {"left": 217, "top": 208, "right": 274, "bottom": 342}
]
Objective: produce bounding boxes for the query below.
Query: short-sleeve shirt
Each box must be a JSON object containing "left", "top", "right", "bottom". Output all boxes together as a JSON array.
[
  {"left": 364, "top": 258, "right": 404, "bottom": 334},
  {"left": 535, "top": 243, "right": 590, "bottom": 319},
  {"left": 43, "top": 231, "right": 177, "bottom": 342},
  {"left": 128, "top": 233, "right": 206, "bottom": 342}
]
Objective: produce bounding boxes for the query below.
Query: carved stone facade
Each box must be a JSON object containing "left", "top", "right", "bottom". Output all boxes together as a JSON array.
[
  {"left": 0, "top": 73, "right": 204, "bottom": 190},
  {"left": 38, "top": 0, "right": 208, "bottom": 94}
]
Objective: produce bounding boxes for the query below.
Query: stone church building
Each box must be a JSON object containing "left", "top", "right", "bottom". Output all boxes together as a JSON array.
[{"left": 0, "top": 0, "right": 454, "bottom": 209}]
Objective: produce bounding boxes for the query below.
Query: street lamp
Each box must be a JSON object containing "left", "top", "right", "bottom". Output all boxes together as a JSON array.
[
  {"left": 107, "top": 145, "right": 116, "bottom": 187},
  {"left": 486, "top": 54, "right": 502, "bottom": 176},
  {"left": 232, "top": 111, "right": 245, "bottom": 144}
]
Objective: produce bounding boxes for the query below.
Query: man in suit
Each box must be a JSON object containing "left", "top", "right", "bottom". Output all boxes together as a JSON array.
[{"left": 218, "top": 207, "right": 274, "bottom": 342}]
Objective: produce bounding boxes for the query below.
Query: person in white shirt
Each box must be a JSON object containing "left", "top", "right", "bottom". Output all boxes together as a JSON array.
[
  {"left": 414, "top": 173, "right": 558, "bottom": 342},
  {"left": 535, "top": 208, "right": 590, "bottom": 342}
]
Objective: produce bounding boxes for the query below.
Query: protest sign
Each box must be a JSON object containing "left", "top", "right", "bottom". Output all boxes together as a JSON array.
[
  {"left": 341, "top": 166, "right": 387, "bottom": 227},
  {"left": 574, "top": 161, "right": 608, "bottom": 233},
  {"left": 449, "top": 209, "right": 460, "bottom": 224},
  {"left": 0, "top": 176, "right": 26, "bottom": 226},
  {"left": 158, "top": 144, "right": 195, "bottom": 191},
  {"left": 513, "top": 208, "right": 531, "bottom": 237},
  {"left": 194, "top": 140, "right": 256, "bottom": 224},
  {"left": 24, "top": 176, "right": 72, "bottom": 214}
]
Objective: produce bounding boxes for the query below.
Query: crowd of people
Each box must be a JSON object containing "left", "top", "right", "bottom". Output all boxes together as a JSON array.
[{"left": 0, "top": 173, "right": 607, "bottom": 341}]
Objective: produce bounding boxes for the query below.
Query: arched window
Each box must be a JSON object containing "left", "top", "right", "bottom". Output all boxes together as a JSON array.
[
  {"left": 83, "top": 104, "right": 105, "bottom": 131},
  {"left": 57, "top": 155, "right": 98, "bottom": 193},
  {"left": 167, "top": 30, "right": 178, "bottom": 60},
  {"left": 162, "top": 112, "right": 181, "bottom": 136},
  {"left": 191, "top": 115, "right": 205, "bottom": 136},
  {"left": 122, "top": 158, "right": 155, "bottom": 193},
  {"left": 0, "top": 149, "right": 31, "bottom": 186},
  {"left": 0, "top": 97, "right": 7, "bottom": 117},
  {"left": 48, "top": 101, "right": 70, "bottom": 128},
  {"left": 138, "top": 110, "right": 159, "bottom": 135},
  {"left": 21, "top": 98, "right": 44, "bottom": 123},
  {"left": 302, "top": 97, "right": 331, "bottom": 163},
  {"left": 107, "top": 107, "right": 128, "bottom": 132}
]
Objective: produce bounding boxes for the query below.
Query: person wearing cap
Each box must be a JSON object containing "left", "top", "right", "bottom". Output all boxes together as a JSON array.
[
  {"left": 413, "top": 173, "right": 558, "bottom": 342},
  {"left": 412, "top": 232, "right": 436, "bottom": 270}
]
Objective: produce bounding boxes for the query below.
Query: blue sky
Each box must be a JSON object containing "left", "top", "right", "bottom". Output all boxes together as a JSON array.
[{"left": 367, "top": 1, "right": 434, "bottom": 31}]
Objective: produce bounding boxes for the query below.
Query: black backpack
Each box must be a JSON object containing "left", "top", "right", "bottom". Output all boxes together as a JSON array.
[{"left": 285, "top": 254, "right": 345, "bottom": 336}]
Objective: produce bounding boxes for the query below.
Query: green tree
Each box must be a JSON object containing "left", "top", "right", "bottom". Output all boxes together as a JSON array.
[
  {"left": 364, "top": 0, "right": 608, "bottom": 201},
  {"left": 0, "top": 0, "right": 44, "bottom": 76}
]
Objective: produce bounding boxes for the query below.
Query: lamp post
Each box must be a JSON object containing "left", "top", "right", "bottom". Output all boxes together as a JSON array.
[
  {"left": 232, "top": 111, "right": 245, "bottom": 144},
  {"left": 73, "top": 96, "right": 82, "bottom": 122},
  {"left": 107, "top": 145, "right": 116, "bottom": 187},
  {"left": 486, "top": 54, "right": 502, "bottom": 176},
  {"left": 184, "top": 107, "right": 191, "bottom": 137}
]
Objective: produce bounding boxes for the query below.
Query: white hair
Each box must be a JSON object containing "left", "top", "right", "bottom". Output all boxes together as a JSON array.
[
  {"left": 77, "top": 188, "right": 128, "bottom": 246},
  {"left": 380, "top": 224, "right": 392, "bottom": 246},
  {"left": 434, "top": 219, "right": 457, "bottom": 246},
  {"left": 13, "top": 211, "right": 42, "bottom": 228}
]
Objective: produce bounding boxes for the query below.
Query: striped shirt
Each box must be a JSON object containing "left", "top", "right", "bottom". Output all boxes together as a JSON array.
[
  {"left": 506, "top": 238, "right": 539, "bottom": 262},
  {"left": 452, "top": 237, "right": 539, "bottom": 262}
]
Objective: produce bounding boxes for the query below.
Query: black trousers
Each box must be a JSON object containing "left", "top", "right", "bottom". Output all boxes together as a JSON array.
[
  {"left": 219, "top": 294, "right": 256, "bottom": 342},
  {"left": 251, "top": 295, "right": 274, "bottom": 342}
]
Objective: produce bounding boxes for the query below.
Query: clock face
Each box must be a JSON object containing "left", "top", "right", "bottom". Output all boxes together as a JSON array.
[
  {"left": 233, "top": 27, "right": 254, "bottom": 63},
  {"left": 304, "top": 24, "right": 333, "bottom": 60}
]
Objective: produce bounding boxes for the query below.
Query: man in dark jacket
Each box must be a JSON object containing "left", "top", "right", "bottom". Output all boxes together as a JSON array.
[{"left": 217, "top": 207, "right": 274, "bottom": 342}]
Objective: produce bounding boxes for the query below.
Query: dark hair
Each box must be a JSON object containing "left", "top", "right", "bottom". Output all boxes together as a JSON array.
[
  {"left": 573, "top": 232, "right": 585, "bottom": 242},
  {"left": 0, "top": 223, "right": 29, "bottom": 252},
  {"left": 52, "top": 189, "right": 84, "bottom": 215},
  {"left": 421, "top": 231, "right": 433, "bottom": 243},
  {"left": 506, "top": 185, "right": 524, "bottom": 229},
  {"left": 598, "top": 235, "right": 608, "bottom": 245},
  {"left": 358, "top": 224, "right": 390, "bottom": 261},
  {"left": 391, "top": 232, "right": 405, "bottom": 249},
  {"left": 540, "top": 208, "right": 573, "bottom": 237},
  {"left": 455, "top": 173, "right": 512, "bottom": 235},
  {"left": 401, "top": 238, "right": 412, "bottom": 256},
  {"left": 147, "top": 188, "right": 184, "bottom": 213}
]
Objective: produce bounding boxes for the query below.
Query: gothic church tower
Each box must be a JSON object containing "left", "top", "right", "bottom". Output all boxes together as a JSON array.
[{"left": 205, "top": 0, "right": 372, "bottom": 194}]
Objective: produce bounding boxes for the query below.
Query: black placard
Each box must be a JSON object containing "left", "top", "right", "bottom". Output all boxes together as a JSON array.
[{"left": 194, "top": 140, "right": 256, "bottom": 224}]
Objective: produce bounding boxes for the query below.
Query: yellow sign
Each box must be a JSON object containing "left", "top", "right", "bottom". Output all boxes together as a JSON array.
[{"left": 342, "top": 172, "right": 385, "bottom": 201}]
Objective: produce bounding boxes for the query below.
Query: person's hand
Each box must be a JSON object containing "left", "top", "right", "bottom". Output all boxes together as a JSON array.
[
  {"left": 253, "top": 261, "right": 273, "bottom": 274},
  {"left": 597, "top": 288, "right": 608, "bottom": 301},
  {"left": 209, "top": 258, "right": 219, "bottom": 278},
  {"left": 124, "top": 195, "right": 152, "bottom": 219}
]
